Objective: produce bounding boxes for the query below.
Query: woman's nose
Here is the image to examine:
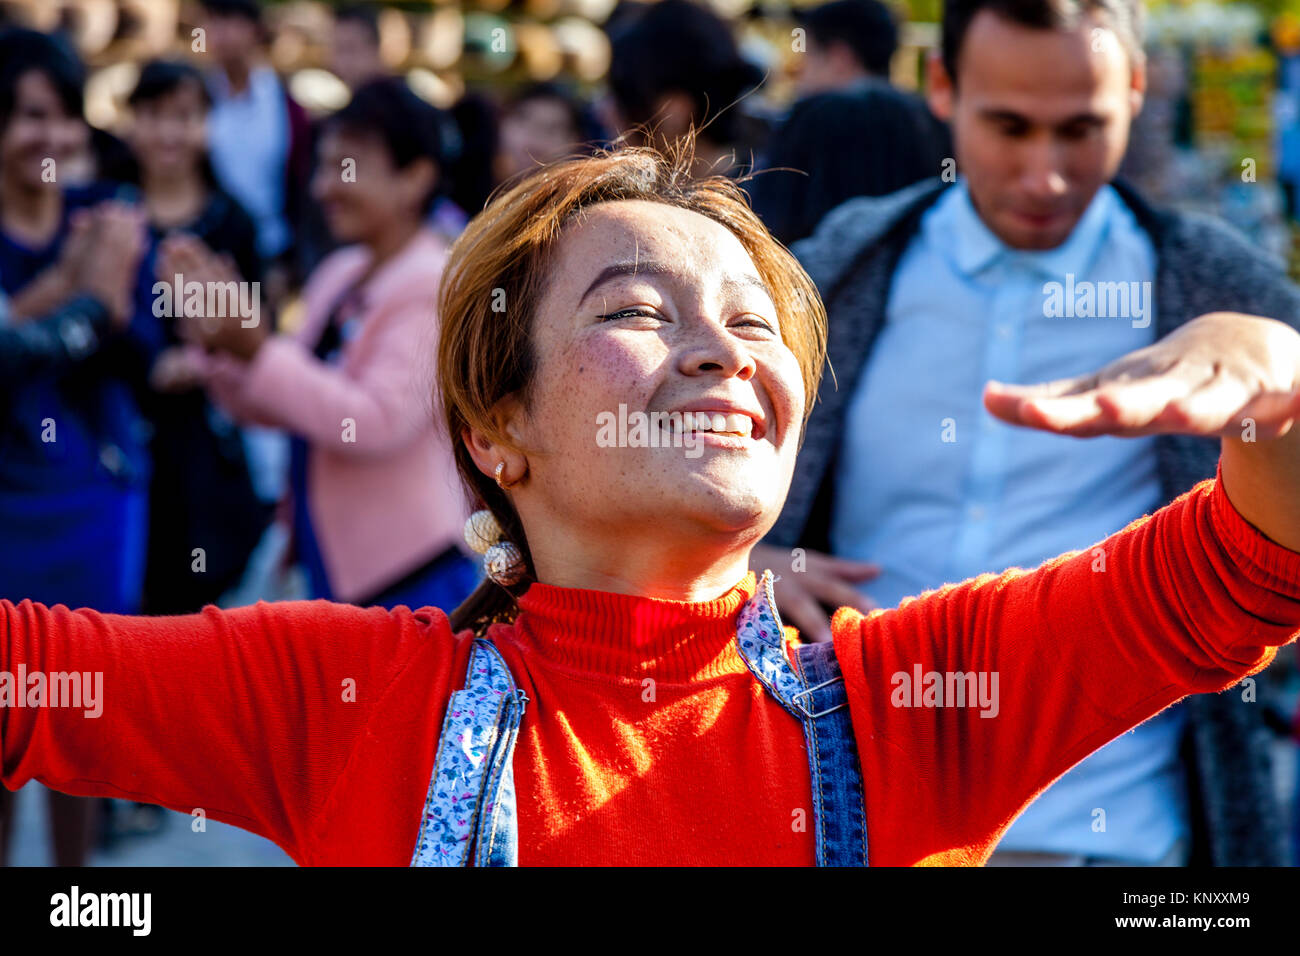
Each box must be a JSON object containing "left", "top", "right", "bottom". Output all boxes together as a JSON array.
[{"left": 676, "top": 317, "right": 757, "bottom": 381}]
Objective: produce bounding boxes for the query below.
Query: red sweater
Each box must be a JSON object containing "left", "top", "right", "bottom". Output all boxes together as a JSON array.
[{"left": 3, "top": 473, "right": 1299, "bottom": 865}]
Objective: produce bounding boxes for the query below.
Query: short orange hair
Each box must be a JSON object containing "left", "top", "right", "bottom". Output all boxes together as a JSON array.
[{"left": 438, "top": 135, "right": 828, "bottom": 632}]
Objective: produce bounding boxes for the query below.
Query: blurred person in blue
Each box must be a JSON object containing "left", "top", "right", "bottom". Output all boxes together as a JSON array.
[
  {"left": 0, "top": 28, "right": 153, "bottom": 866},
  {"left": 197, "top": 0, "right": 308, "bottom": 272},
  {"left": 197, "top": 0, "right": 308, "bottom": 521}
]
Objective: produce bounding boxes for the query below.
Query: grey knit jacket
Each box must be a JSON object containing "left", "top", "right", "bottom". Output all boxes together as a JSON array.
[{"left": 769, "top": 177, "right": 1300, "bottom": 866}]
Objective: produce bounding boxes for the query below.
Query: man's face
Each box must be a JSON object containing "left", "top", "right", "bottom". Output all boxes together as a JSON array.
[
  {"left": 330, "top": 21, "right": 384, "bottom": 91},
  {"left": 929, "top": 10, "right": 1145, "bottom": 250},
  {"left": 205, "top": 11, "right": 259, "bottom": 69},
  {"left": 793, "top": 36, "right": 864, "bottom": 98}
]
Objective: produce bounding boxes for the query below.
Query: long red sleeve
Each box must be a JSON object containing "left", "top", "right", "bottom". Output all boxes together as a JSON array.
[
  {"left": 3, "top": 471, "right": 1298, "bottom": 865},
  {"left": 834, "top": 470, "right": 1300, "bottom": 865},
  {"left": 0, "top": 599, "right": 467, "bottom": 864}
]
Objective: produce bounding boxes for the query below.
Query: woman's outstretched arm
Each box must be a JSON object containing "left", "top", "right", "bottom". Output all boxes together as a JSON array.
[
  {"left": 835, "top": 465, "right": 1300, "bottom": 866},
  {"left": 833, "top": 312, "right": 1300, "bottom": 866},
  {"left": 0, "top": 599, "right": 456, "bottom": 863}
]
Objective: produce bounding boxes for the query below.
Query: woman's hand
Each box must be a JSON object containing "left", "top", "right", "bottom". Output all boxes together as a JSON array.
[
  {"left": 985, "top": 312, "right": 1300, "bottom": 551},
  {"left": 77, "top": 203, "right": 148, "bottom": 329},
  {"left": 149, "top": 344, "right": 208, "bottom": 393},
  {"left": 9, "top": 203, "right": 145, "bottom": 328},
  {"left": 161, "top": 233, "right": 267, "bottom": 361}
]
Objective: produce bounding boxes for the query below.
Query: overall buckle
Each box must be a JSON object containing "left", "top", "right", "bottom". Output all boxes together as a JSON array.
[{"left": 791, "top": 676, "right": 848, "bottom": 719}]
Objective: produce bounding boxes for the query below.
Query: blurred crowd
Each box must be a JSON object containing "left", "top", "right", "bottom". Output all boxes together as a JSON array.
[{"left": 0, "top": 0, "right": 1297, "bottom": 868}]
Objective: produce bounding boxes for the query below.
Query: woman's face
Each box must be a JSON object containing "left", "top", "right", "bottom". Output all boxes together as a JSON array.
[
  {"left": 497, "top": 97, "right": 579, "bottom": 180},
  {"left": 497, "top": 199, "right": 805, "bottom": 573},
  {"left": 0, "top": 70, "right": 84, "bottom": 191},
  {"left": 311, "top": 125, "right": 433, "bottom": 245},
  {"left": 129, "top": 79, "right": 208, "bottom": 181}
]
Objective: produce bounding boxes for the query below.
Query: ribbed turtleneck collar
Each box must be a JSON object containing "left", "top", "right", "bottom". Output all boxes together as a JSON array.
[{"left": 506, "top": 571, "right": 760, "bottom": 683}]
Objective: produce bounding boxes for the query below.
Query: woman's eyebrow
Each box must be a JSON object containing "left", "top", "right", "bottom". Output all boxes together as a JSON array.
[
  {"left": 578, "top": 261, "right": 673, "bottom": 307},
  {"left": 725, "top": 273, "right": 775, "bottom": 302},
  {"left": 578, "top": 262, "right": 773, "bottom": 308}
]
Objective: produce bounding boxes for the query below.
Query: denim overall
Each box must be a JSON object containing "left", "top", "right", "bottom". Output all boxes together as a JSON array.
[{"left": 409, "top": 569, "right": 869, "bottom": 866}]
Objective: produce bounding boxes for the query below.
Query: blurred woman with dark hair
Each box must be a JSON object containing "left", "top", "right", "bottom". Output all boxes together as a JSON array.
[
  {"left": 122, "top": 59, "right": 269, "bottom": 616},
  {"left": 176, "top": 78, "right": 479, "bottom": 613},
  {"left": 0, "top": 27, "right": 151, "bottom": 866}
]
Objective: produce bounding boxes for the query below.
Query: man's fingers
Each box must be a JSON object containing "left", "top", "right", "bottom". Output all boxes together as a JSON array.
[
  {"left": 1089, "top": 373, "right": 1201, "bottom": 429},
  {"left": 808, "top": 553, "right": 880, "bottom": 582},
  {"left": 803, "top": 573, "right": 877, "bottom": 614},
  {"left": 984, "top": 374, "right": 1094, "bottom": 426},
  {"left": 1009, "top": 371, "right": 1194, "bottom": 436}
]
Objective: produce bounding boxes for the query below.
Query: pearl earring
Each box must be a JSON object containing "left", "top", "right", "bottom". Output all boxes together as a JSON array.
[{"left": 463, "top": 508, "right": 525, "bottom": 587}]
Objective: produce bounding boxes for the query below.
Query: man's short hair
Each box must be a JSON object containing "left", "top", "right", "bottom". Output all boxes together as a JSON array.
[
  {"left": 798, "top": 0, "right": 899, "bottom": 77},
  {"left": 942, "top": 0, "right": 1145, "bottom": 84}
]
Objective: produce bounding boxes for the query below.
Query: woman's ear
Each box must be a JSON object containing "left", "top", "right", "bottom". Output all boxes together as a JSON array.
[
  {"left": 401, "top": 156, "right": 439, "bottom": 212},
  {"left": 462, "top": 396, "right": 528, "bottom": 484}
]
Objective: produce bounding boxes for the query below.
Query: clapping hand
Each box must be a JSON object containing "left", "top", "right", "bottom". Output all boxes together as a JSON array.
[{"left": 159, "top": 232, "right": 266, "bottom": 361}]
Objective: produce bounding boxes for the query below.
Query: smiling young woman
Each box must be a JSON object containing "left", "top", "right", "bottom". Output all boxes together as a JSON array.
[{"left": 2, "top": 136, "right": 1300, "bottom": 867}]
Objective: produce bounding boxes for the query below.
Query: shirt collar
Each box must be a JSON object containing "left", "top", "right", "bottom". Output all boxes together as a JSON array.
[
  {"left": 207, "top": 65, "right": 276, "bottom": 104},
  {"left": 935, "top": 179, "right": 1118, "bottom": 279}
]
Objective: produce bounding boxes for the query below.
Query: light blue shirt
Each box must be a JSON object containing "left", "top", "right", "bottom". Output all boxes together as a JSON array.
[
  {"left": 207, "top": 66, "right": 290, "bottom": 259},
  {"left": 831, "top": 180, "right": 1189, "bottom": 861}
]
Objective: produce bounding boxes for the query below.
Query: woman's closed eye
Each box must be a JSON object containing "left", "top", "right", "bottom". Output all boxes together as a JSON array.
[
  {"left": 596, "top": 308, "right": 777, "bottom": 335},
  {"left": 596, "top": 307, "right": 661, "bottom": 322}
]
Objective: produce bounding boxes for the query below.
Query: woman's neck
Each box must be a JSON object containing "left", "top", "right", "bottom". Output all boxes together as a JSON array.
[
  {"left": 526, "top": 519, "right": 757, "bottom": 603},
  {"left": 0, "top": 178, "right": 62, "bottom": 247},
  {"left": 362, "top": 217, "right": 423, "bottom": 275},
  {"left": 142, "top": 169, "right": 207, "bottom": 229}
]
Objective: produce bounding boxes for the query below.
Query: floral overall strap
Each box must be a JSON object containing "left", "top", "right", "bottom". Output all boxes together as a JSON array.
[
  {"left": 410, "top": 638, "right": 528, "bottom": 867},
  {"left": 736, "top": 569, "right": 870, "bottom": 866}
]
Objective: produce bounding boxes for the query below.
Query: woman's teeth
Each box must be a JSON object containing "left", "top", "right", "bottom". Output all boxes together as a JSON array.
[{"left": 669, "top": 412, "right": 753, "bottom": 437}]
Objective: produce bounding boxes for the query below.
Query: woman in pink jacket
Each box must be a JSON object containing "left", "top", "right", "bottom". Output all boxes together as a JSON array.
[{"left": 166, "top": 79, "right": 478, "bottom": 610}]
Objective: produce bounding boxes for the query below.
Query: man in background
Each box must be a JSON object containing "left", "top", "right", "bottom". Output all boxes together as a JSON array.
[
  {"left": 793, "top": 0, "right": 900, "bottom": 98},
  {"left": 758, "top": 0, "right": 1300, "bottom": 866},
  {"left": 329, "top": 4, "right": 387, "bottom": 93}
]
